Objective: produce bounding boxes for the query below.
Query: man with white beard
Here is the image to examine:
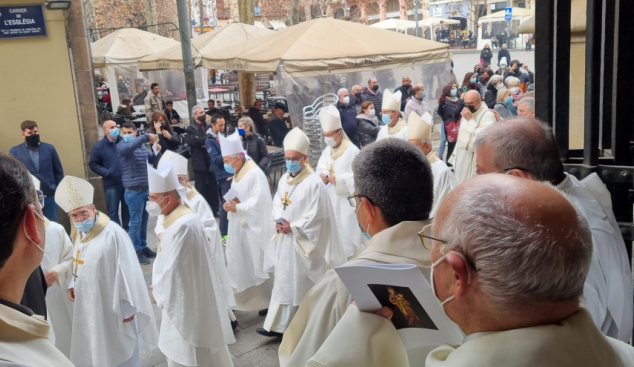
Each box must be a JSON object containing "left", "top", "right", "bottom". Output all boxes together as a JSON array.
[
  {"left": 148, "top": 161, "right": 235, "bottom": 367},
  {"left": 257, "top": 128, "right": 346, "bottom": 337},
  {"left": 316, "top": 106, "right": 366, "bottom": 259},
  {"left": 220, "top": 131, "right": 276, "bottom": 315},
  {"left": 56, "top": 175, "right": 158, "bottom": 367}
]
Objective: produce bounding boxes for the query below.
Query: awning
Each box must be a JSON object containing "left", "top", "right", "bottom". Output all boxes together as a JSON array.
[
  {"left": 478, "top": 7, "right": 534, "bottom": 23},
  {"left": 91, "top": 28, "right": 179, "bottom": 68},
  {"left": 371, "top": 18, "right": 417, "bottom": 31}
]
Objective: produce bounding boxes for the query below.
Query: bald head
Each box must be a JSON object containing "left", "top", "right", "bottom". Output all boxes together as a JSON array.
[
  {"left": 103, "top": 120, "right": 118, "bottom": 140},
  {"left": 464, "top": 90, "right": 481, "bottom": 103}
]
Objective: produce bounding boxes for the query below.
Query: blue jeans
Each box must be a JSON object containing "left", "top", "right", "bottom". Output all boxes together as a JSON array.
[
  {"left": 217, "top": 178, "right": 232, "bottom": 236},
  {"left": 439, "top": 122, "right": 447, "bottom": 159},
  {"left": 105, "top": 185, "right": 130, "bottom": 231},
  {"left": 43, "top": 195, "right": 57, "bottom": 222},
  {"left": 124, "top": 188, "right": 149, "bottom": 252}
]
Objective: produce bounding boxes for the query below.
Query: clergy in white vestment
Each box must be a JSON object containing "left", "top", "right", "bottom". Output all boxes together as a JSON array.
[
  {"left": 55, "top": 176, "right": 159, "bottom": 367},
  {"left": 407, "top": 112, "right": 458, "bottom": 217},
  {"left": 316, "top": 106, "right": 366, "bottom": 260},
  {"left": 257, "top": 128, "right": 346, "bottom": 338},
  {"left": 148, "top": 162, "right": 235, "bottom": 367},
  {"left": 376, "top": 89, "right": 409, "bottom": 141},
  {"left": 306, "top": 175, "right": 634, "bottom": 367},
  {"left": 448, "top": 90, "right": 497, "bottom": 183},
  {"left": 474, "top": 117, "right": 633, "bottom": 342},
  {"left": 154, "top": 151, "right": 236, "bottom": 327},
  {"left": 279, "top": 138, "right": 435, "bottom": 367},
  {"left": 220, "top": 131, "right": 276, "bottom": 313}
]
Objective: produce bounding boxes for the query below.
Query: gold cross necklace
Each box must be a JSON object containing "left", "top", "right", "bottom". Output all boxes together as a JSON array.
[{"left": 72, "top": 248, "right": 85, "bottom": 281}]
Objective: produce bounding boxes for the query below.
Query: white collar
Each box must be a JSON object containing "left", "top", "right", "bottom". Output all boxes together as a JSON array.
[{"left": 462, "top": 331, "right": 497, "bottom": 344}]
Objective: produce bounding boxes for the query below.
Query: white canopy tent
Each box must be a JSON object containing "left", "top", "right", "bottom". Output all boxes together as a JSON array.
[
  {"left": 477, "top": 8, "right": 535, "bottom": 49},
  {"left": 371, "top": 18, "right": 418, "bottom": 32}
]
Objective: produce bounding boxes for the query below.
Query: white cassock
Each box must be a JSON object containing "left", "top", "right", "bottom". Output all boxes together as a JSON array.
[
  {"left": 153, "top": 204, "right": 235, "bottom": 367},
  {"left": 558, "top": 172, "right": 634, "bottom": 342},
  {"left": 316, "top": 137, "right": 367, "bottom": 259},
  {"left": 448, "top": 104, "right": 497, "bottom": 183},
  {"left": 265, "top": 165, "right": 346, "bottom": 333},
  {"left": 41, "top": 218, "right": 74, "bottom": 357},
  {"left": 376, "top": 119, "right": 409, "bottom": 142},
  {"left": 426, "top": 151, "right": 458, "bottom": 217},
  {"left": 69, "top": 213, "right": 159, "bottom": 367},
  {"left": 226, "top": 159, "right": 276, "bottom": 311}
]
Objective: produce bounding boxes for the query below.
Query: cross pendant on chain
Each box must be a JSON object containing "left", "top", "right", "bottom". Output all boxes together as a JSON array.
[
  {"left": 73, "top": 249, "right": 84, "bottom": 280},
  {"left": 281, "top": 191, "right": 292, "bottom": 210}
]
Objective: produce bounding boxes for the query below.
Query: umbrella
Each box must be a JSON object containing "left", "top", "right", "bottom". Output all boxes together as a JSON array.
[{"left": 92, "top": 28, "right": 179, "bottom": 68}]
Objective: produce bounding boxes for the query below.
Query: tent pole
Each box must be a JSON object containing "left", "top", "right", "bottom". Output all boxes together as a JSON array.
[
  {"left": 177, "top": 0, "right": 198, "bottom": 121},
  {"left": 238, "top": 0, "right": 256, "bottom": 111}
]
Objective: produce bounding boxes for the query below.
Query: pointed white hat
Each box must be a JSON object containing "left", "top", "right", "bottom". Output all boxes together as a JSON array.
[
  {"left": 55, "top": 176, "right": 94, "bottom": 213},
  {"left": 407, "top": 112, "right": 432, "bottom": 141},
  {"left": 382, "top": 89, "right": 402, "bottom": 112},
  {"left": 219, "top": 131, "right": 245, "bottom": 157},
  {"left": 148, "top": 161, "right": 180, "bottom": 193},
  {"left": 319, "top": 105, "right": 341, "bottom": 132},
  {"left": 500, "top": 57, "right": 508, "bottom": 66},
  {"left": 31, "top": 174, "right": 40, "bottom": 190},
  {"left": 158, "top": 150, "right": 188, "bottom": 176},
  {"left": 284, "top": 127, "right": 310, "bottom": 155}
]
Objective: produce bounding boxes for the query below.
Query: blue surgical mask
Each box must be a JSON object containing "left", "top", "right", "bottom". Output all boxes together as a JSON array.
[
  {"left": 110, "top": 128, "right": 119, "bottom": 138},
  {"left": 122, "top": 134, "right": 135, "bottom": 143},
  {"left": 381, "top": 114, "right": 392, "bottom": 125},
  {"left": 355, "top": 199, "right": 372, "bottom": 240},
  {"left": 507, "top": 96, "right": 514, "bottom": 104},
  {"left": 470, "top": 77, "right": 477, "bottom": 84},
  {"left": 238, "top": 128, "right": 245, "bottom": 136},
  {"left": 224, "top": 163, "right": 235, "bottom": 174},
  {"left": 74, "top": 217, "right": 95, "bottom": 233},
  {"left": 286, "top": 160, "right": 301, "bottom": 174},
  {"left": 501, "top": 65, "right": 507, "bottom": 70},
  {"left": 451, "top": 88, "right": 458, "bottom": 97},
  {"left": 421, "top": 90, "right": 427, "bottom": 99}
]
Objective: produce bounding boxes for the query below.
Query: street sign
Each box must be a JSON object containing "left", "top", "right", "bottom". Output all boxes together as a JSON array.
[
  {"left": 504, "top": 7, "right": 512, "bottom": 21},
  {"left": 432, "top": 7, "right": 442, "bottom": 17},
  {"left": 0, "top": 4, "right": 47, "bottom": 40},
  {"left": 254, "top": 7, "right": 261, "bottom": 15}
]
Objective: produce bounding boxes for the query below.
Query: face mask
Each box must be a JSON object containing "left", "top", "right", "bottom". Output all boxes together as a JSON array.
[
  {"left": 25, "top": 134, "right": 40, "bottom": 149},
  {"left": 451, "top": 88, "right": 458, "bottom": 97},
  {"left": 368, "top": 108, "right": 375, "bottom": 116},
  {"left": 224, "top": 163, "right": 236, "bottom": 174},
  {"left": 74, "top": 217, "right": 95, "bottom": 233},
  {"left": 238, "top": 128, "right": 245, "bottom": 136},
  {"left": 342, "top": 96, "right": 350, "bottom": 105},
  {"left": 511, "top": 87, "right": 520, "bottom": 95},
  {"left": 355, "top": 92, "right": 362, "bottom": 98},
  {"left": 355, "top": 199, "right": 372, "bottom": 240},
  {"left": 110, "top": 128, "right": 119, "bottom": 138},
  {"left": 286, "top": 160, "right": 302, "bottom": 174},
  {"left": 324, "top": 136, "right": 337, "bottom": 148},
  {"left": 421, "top": 90, "right": 427, "bottom": 99},
  {"left": 430, "top": 251, "right": 471, "bottom": 312},
  {"left": 122, "top": 134, "right": 135, "bottom": 143},
  {"left": 468, "top": 105, "right": 478, "bottom": 113},
  {"left": 146, "top": 196, "right": 167, "bottom": 217},
  {"left": 470, "top": 77, "right": 477, "bottom": 84},
  {"left": 507, "top": 96, "right": 514, "bottom": 104},
  {"left": 381, "top": 114, "right": 392, "bottom": 125},
  {"left": 372, "top": 84, "right": 379, "bottom": 92},
  {"left": 501, "top": 65, "right": 507, "bottom": 70},
  {"left": 23, "top": 208, "right": 45, "bottom": 253},
  {"left": 496, "top": 83, "right": 504, "bottom": 90}
]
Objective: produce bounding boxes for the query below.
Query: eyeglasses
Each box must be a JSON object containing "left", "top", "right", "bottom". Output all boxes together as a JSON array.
[
  {"left": 417, "top": 224, "right": 478, "bottom": 271},
  {"left": 347, "top": 194, "right": 374, "bottom": 208},
  {"left": 36, "top": 190, "right": 45, "bottom": 208}
]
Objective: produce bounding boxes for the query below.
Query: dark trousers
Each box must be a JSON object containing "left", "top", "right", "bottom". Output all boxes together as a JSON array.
[
  {"left": 194, "top": 170, "right": 220, "bottom": 215},
  {"left": 217, "top": 178, "right": 232, "bottom": 236},
  {"left": 105, "top": 184, "right": 130, "bottom": 231},
  {"left": 43, "top": 196, "right": 57, "bottom": 222}
]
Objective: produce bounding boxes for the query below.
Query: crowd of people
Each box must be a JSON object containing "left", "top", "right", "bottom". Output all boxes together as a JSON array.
[{"left": 2, "top": 55, "right": 634, "bottom": 367}]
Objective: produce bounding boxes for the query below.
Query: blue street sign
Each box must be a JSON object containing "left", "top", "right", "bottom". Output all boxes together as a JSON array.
[
  {"left": 254, "top": 7, "right": 261, "bottom": 15},
  {"left": 0, "top": 5, "right": 47, "bottom": 40},
  {"left": 504, "top": 7, "right": 512, "bottom": 21}
]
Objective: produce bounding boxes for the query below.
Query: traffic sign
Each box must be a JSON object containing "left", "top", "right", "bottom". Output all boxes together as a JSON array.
[
  {"left": 504, "top": 7, "right": 512, "bottom": 21},
  {"left": 255, "top": 7, "right": 261, "bottom": 15}
]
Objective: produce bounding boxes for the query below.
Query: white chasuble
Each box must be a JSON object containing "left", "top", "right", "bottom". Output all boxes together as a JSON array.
[
  {"left": 227, "top": 159, "right": 276, "bottom": 311},
  {"left": 41, "top": 219, "right": 74, "bottom": 357},
  {"left": 152, "top": 204, "right": 235, "bottom": 367},
  {"left": 376, "top": 119, "right": 409, "bottom": 142},
  {"left": 448, "top": 104, "right": 497, "bottom": 184},
  {"left": 427, "top": 152, "right": 458, "bottom": 218},
  {"left": 69, "top": 213, "right": 158, "bottom": 367},
  {"left": 316, "top": 138, "right": 367, "bottom": 259}
]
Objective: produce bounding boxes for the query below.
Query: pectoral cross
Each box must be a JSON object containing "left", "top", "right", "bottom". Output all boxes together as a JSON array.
[
  {"left": 329, "top": 164, "right": 335, "bottom": 176},
  {"left": 281, "top": 192, "right": 292, "bottom": 210},
  {"left": 73, "top": 249, "right": 84, "bottom": 280}
]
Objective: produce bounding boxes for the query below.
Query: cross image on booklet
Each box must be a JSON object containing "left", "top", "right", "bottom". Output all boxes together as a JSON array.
[{"left": 334, "top": 264, "right": 463, "bottom": 350}]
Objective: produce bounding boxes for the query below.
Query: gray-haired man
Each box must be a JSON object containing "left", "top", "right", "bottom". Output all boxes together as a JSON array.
[
  {"left": 335, "top": 88, "right": 360, "bottom": 147},
  {"left": 517, "top": 97, "right": 535, "bottom": 117}
]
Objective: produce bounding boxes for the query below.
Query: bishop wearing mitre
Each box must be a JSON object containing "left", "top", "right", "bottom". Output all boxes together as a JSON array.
[
  {"left": 407, "top": 112, "right": 458, "bottom": 217},
  {"left": 55, "top": 175, "right": 158, "bottom": 367},
  {"left": 154, "top": 151, "right": 236, "bottom": 328},
  {"left": 257, "top": 128, "right": 346, "bottom": 338},
  {"left": 34, "top": 174, "right": 73, "bottom": 357},
  {"left": 316, "top": 106, "right": 366, "bottom": 259},
  {"left": 376, "top": 89, "right": 408, "bottom": 141},
  {"left": 220, "top": 131, "right": 276, "bottom": 315},
  {"left": 148, "top": 161, "right": 235, "bottom": 367}
]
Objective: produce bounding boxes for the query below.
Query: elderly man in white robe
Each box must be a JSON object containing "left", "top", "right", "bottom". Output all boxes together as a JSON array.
[
  {"left": 55, "top": 176, "right": 158, "bottom": 367},
  {"left": 407, "top": 112, "right": 458, "bottom": 217},
  {"left": 279, "top": 138, "right": 435, "bottom": 367},
  {"left": 376, "top": 89, "right": 409, "bottom": 141},
  {"left": 220, "top": 131, "right": 276, "bottom": 317},
  {"left": 448, "top": 90, "right": 497, "bottom": 183},
  {"left": 148, "top": 162, "right": 235, "bottom": 367},
  {"left": 154, "top": 151, "right": 236, "bottom": 329},
  {"left": 257, "top": 128, "right": 346, "bottom": 338},
  {"left": 307, "top": 174, "right": 634, "bottom": 367},
  {"left": 474, "top": 117, "right": 633, "bottom": 343},
  {"left": 316, "top": 106, "right": 366, "bottom": 260}
]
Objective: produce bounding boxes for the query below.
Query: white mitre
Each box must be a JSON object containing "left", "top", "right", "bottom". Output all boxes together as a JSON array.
[
  {"left": 319, "top": 105, "right": 341, "bottom": 133},
  {"left": 219, "top": 131, "right": 245, "bottom": 157},
  {"left": 31, "top": 174, "right": 40, "bottom": 190},
  {"left": 148, "top": 161, "right": 179, "bottom": 194},
  {"left": 407, "top": 112, "right": 432, "bottom": 141},
  {"left": 284, "top": 127, "right": 310, "bottom": 155},
  {"left": 55, "top": 176, "right": 95, "bottom": 213},
  {"left": 382, "top": 89, "right": 402, "bottom": 112},
  {"left": 158, "top": 150, "right": 188, "bottom": 177}
]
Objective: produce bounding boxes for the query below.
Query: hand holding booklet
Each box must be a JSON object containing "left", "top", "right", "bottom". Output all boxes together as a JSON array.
[
  {"left": 223, "top": 188, "right": 244, "bottom": 203},
  {"left": 334, "top": 264, "right": 463, "bottom": 350}
]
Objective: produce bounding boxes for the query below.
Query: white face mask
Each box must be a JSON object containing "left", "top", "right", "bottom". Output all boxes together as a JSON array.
[
  {"left": 146, "top": 196, "right": 167, "bottom": 217},
  {"left": 430, "top": 251, "right": 471, "bottom": 309},
  {"left": 510, "top": 87, "right": 520, "bottom": 95},
  {"left": 23, "top": 207, "right": 45, "bottom": 253},
  {"left": 342, "top": 96, "right": 350, "bottom": 105},
  {"left": 496, "top": 83, "right": 504, "bottom": 90},
  {"left": 324, "top": 136, "right": 337, "bottom": 148},
  {"left": 368, "top": 108, "right": 375, "bottom": 116}
]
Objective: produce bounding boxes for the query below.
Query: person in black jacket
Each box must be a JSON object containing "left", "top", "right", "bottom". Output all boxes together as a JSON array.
[
  {"left": 394, "top": 76, "right": 412, "bottom": 112},
  {"left": 238, "top": 117, "right": 270, "bottom": 171},
  {"left": 269, "top": 105, "right": 289, "bottom": 147},
  {"left": 186, "top": 106, "right": 220, "bottom": 215},
  {"left": 497, "top": 44, "right": 511, "bottom": 66},
  {"left": 484, "top": 75, "right": 504, "bottom": 109},
  {"left": 356, "top": 101, "right": 381, "bottom": 148},
  {"left": 480, "top": 44, "right": 493, "bottom": 65},
  {"left": 148, "top": 111, "right": 181, "bottom": 167},
  {"left": 132, "top": 86, "right": 147, "bottom": 106},
  {"left": 163, "top": 101, "right": 181, "bottom": 124},
  {"left": 437, "top": 83, "right": 465, "bottom": 163}
]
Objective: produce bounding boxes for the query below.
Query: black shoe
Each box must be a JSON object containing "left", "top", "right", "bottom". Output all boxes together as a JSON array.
[
  {"left": 256, "top": 327, "right": 282, "bottom": 337},
  {"left": 231, "top": 319, "right": 239, "bottom": 331},
  {"left": 142, "top": 247, "right": 157, "bottom": 258},
  {"left": 258, "top": 309, "right": 268, "bottom": 316},
  {"left": 137, "top": 250, "right": 150, "bottom": 265}
]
